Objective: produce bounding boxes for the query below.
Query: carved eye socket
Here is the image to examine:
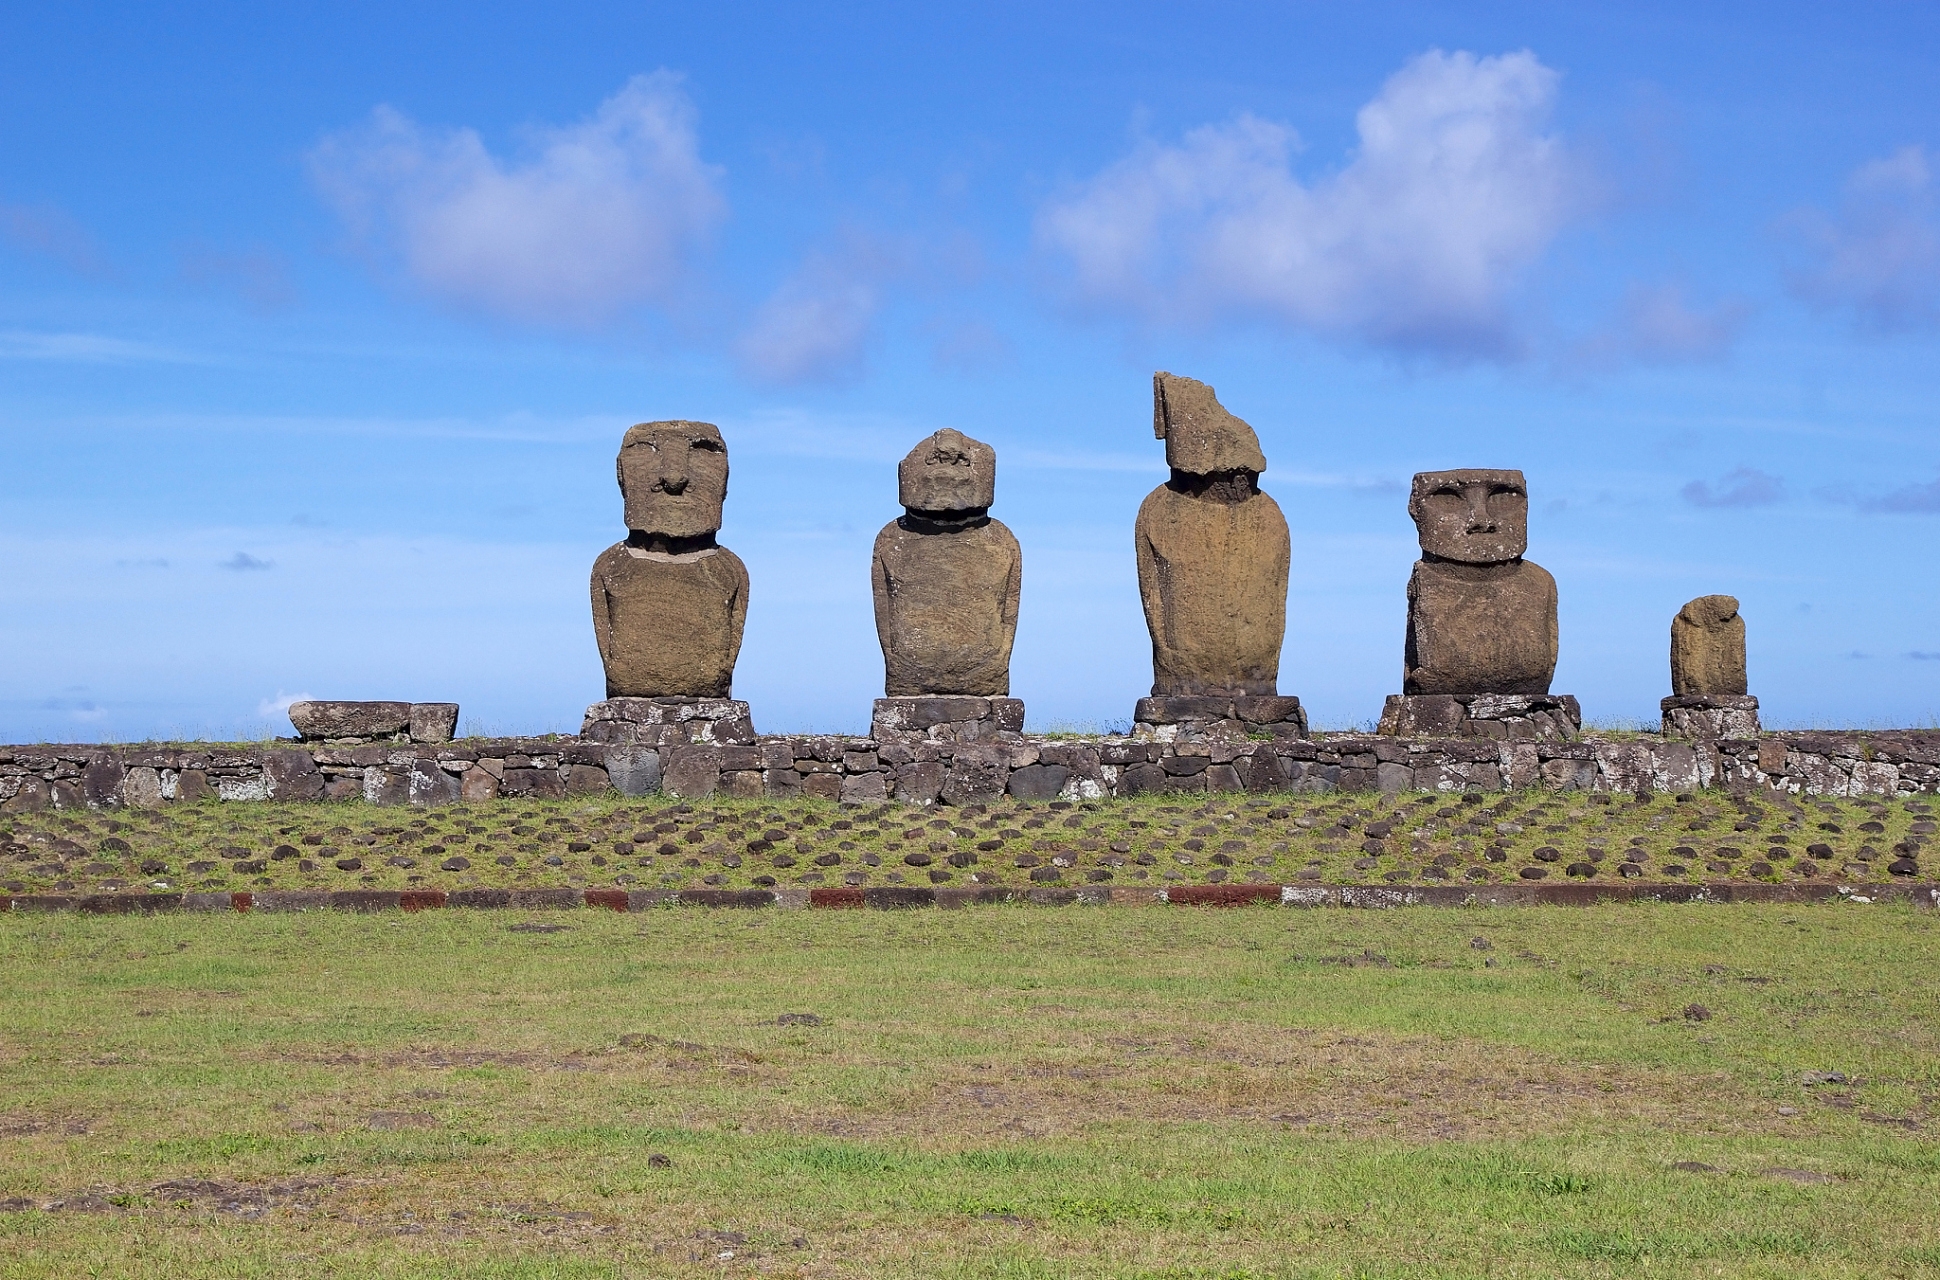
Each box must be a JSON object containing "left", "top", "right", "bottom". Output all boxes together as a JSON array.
[{"left": 689, "top": 437, "right": 724, "bottom": 453}]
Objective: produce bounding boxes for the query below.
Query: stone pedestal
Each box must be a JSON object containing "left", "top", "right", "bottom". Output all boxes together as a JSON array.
[
  {"left": 1131, "top": 695, "right": 1307, "bottom": 743},
  {"left": 1661, "top": 694, "right": 1759, "bottom": 740},
  {"left": 1378, "top": 693, "right": 1580, "bottom": 741},
  {"left": 871, "top": 696, "right": 1024, "bottom": 744},
  {"left": 289, "top": 700, "right": 458, "bottom": 745},
  {"left": 581, "top": 697, "right": 756, "bottom": 747}
]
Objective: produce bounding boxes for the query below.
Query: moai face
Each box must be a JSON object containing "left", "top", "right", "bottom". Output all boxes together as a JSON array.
[
  {"left": 1154, "top": 371, "right": 1267, "bottom": 476},
  {"left": 618, "top": 421, "right": 729, "bottom": 538},
  {"left": 898, "top": 428, "right": 995, "bottom": 514},
  {"left": 1409, "top": 469, "right": 1528, "bottom": 564}
]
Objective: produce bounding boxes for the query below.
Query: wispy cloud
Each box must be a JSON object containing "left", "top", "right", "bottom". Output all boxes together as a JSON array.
[
  {"left": 1569, "top": 281, "right": 1751, "bottom": 369},
  {"left": 1682, "top": 467, "right": 1783, "bottom": 508},
  {"left": 1786, "top": 145, "right": 1940, "bottom": 332},
  {"left": 0, "top": 331, "right": 203, "bottom": 363},
  {"left": 1907, "top": 651, "right": 1940, "bottom": 661},
  {"left": 180, "top": 243, "right": 299, "bottom": 314},
  {"left": 309, "top": 72, "right": 726, "bottom": 326},
  {"left": 220, "top": 552, "right": 274, "bottom": 571},
  {"left": 735, "top": 231, "right": 905, "bottom": 384},
  {"left": 1034, "top": 49, "right": 1595, "bottom": 357},
  {"left": 0, "top": 199, "right": 108, "bottom": 275},
  {"left": 1862, "top": 475, "right": 1940, "bottom": 514}
]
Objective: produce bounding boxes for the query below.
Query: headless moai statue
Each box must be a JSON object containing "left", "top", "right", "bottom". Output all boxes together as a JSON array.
[
  {"left": 872, "top": 429, "right": 1021, "bottom": 696},
  {"left": 1134, "top": 373, "right": 1290, "bottom": 697},
  {"left": 589, "top": 421, "right": 749, "bottom": 698},
  {"left": 1670, "top": 595, "right": 1747, "bottom": 695},
  {"left": 1404, "top": 469, "right": 1557, "bottom": 695}
]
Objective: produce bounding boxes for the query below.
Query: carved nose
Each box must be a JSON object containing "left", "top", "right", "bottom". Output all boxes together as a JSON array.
[{"left": 657, "top": 475, "right": 689, "bottom": 495}]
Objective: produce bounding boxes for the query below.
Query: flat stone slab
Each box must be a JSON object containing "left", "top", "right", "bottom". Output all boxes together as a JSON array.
[
  {"left": 1132, "top": 695, "right": 1308, "bottom": 742},
  {"left": 581, "top": 698, "right": 756, "bottom": 746},
  {"left": 1662, "top": 694, "right": 1761, "bottom": 740},
  {"left": 871, "top": 697, "right": 1024, "bottom": 742},
  {"left": 1377, "top": 693, "right": 1580, "bottom": 741},
  {"left": 289, "top": 701, "right": 458, "bottom": 744}
]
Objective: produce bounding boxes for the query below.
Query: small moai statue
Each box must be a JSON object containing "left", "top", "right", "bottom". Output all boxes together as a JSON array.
[
  {"left": 1131, "top": 373, "right": 1304, "bottom": 741},
  {"left": 588, "top": 420, "right": 749, "bottom": 699},
  {"left": 1379, "top": 470, "right": 1578, "bottom": 740},
  {"left": 871, "top": 428, "right": 1022, "bottom": 698},
  {"left": 1662, "top": 595, "right": 1758, "bottom": 739}
]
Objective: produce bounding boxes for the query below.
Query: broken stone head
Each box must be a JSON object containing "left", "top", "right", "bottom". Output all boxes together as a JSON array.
[
  {"left": 873, "top": 429, "right": 1021, "bottom": 696},
  {"left": 1136, "top": 373, "right": 1289, "bottom": 697},
  {"left": 898, "top": 428, "right": 995, "bottom": 515},
  {"left": 618, "top": 420, "right": 729, "bottom": 541},
  {"left": 592, "top": 420, "right": 748, "bottom": 698},
  {"left": 1403, "top": 467, "right": 1556, "bottom": 696},
  {"left": 1409, "top": 469, "right": 1528, "bottom": 564}
]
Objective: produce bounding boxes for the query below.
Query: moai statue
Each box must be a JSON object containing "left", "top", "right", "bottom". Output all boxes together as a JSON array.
[
  {"left": 585, "top": 422, "right": 755, "bottom": 793},
  {"left": 1662, "top": 595, "right": 1758, "bottom": 739},
  {"left": 872, "top": 429, "right": 1021, "bottom": 696},
  {"left": 868, "top": 431, "right": 1026, "bottom": 761},
  {"left": 1379, "top": 470, "right": 1578, "bottom": 740},
  {"left": 1131, "top": 373, "right": 1305, "bottom": 741}
]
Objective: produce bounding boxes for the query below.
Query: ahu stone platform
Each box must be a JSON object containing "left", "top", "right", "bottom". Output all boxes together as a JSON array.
[{"left": 4, "top": 727, "right": 1940, "bottom": 811}]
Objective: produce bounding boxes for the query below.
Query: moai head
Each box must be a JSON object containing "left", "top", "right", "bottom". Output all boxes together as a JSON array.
[
  {"left": 1154, "top": 372, "right": 1267, "bottom": 476},
  {"left": 617, "top": 420, "right": 729, "bottom": 538},
  {"left": 1678, "top": 594, "right": 1740, "bottom": 631},
  {"left": 1409, "top": 469, "right": 1528, "bottom": 564},
  {"left": 898, "top": 428, "right": 995, "bottom": 514}
]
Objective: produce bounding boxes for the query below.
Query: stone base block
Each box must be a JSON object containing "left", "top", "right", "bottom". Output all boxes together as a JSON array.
[
  {"left": 289, "top": 700, "right": 459, "bottom": 745},
  {"left": 1132, "top": 695, "right": 1308, "bottom": 743},
  {"left": 1661, "top": 694, "right": 1759, "bottom": 740},
  {"left": 580, "top": 697, "right": 756, "bottom": 747},
  {"left": 1378, "top": 693, "right": 1581, "bottom": 741},
  {"left": 872, "top": 696, "right": 1025, "bottom": 744}
]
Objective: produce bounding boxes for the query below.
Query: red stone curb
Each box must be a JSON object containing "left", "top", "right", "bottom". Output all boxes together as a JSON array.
[
  {"left": 2, "top": 882, "right": 1935, "bottom": 917},
  {"left": 1168, "top": 884, "right": 1282, "bottom": 907}
]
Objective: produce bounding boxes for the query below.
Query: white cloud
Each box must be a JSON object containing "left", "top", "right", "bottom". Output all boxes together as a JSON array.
[
  {"left": 1568, "top": 281, "right": 1750, "bottom": 370},
  {"left": 1787, "top": 145, "right": 1940, "bottom": 331},
  {"left": 735, "top": 234, "right": 900, "bottom": 384},
  {"left": 256, "top": 691, "right": 315, "bottom": 720},
  {"left": 0, "top": 331, "right": 202, "bottom": 363},
  {"left": 1034, "top": 49, "right": 1591, "bottom": 356},
  {"left": 309, "top": 72, "right": 726, "bottom": 326}
]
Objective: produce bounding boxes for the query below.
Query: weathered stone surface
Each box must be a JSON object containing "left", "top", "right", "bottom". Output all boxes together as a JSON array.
[
  {"left": 871, "top": 430, "right": 1021, "bottom": 697},
  {"left": 1136, "top": 374, "right": 1290, "bottom": 697},
  {"left": 262, "top": 751, "right": 324, "bottom": 801},
  {"left": 459, "top": 767, "right": 499, "bottom": 802},
  {"left": 289, "top": 701, "right": 411, "bottom": 740},
  {"left": 1006, "top": 763, "right": 1070, "bottom": 801},
  {"left": 1671, "top": 595, "right": 1748, "bottom": 696},
  {"left": 603, "top": 747, "right": 661, "bottom": 797},
  {"left": 1410, "top": 469, "right": 1528, "bottom": 564},
  {"left": 1404, "top": 558, "right": 1557, "bottom": 695},
  {"left": 408, "top": 759, "right": 461, "bottom": 806},
  {"left": 1378, "top": 693, "right": 1580, "bottom": 741},
  {"left": 1132, "top": 694, "right": 1308, "bottom": 743},
  {"left": 940, "top": 745, "right": 1009, "bottom": 805},
  {"left": 592, "top": 420, "right": 748, "bottom": 698},
  {"left": 1662, "top": 694, "right": 1761, "bottom": 741},
  {"left": 123, "top": 767, "right": 164, "bottom": 809},
  {"left": 662, "top": 747, "right": 722, "bottom": 799},
  {"left": 1400, "top": 470, "right": 1557, "bottom": 696},
  {"left": 581, "top": 698, "right": 757, "bottom": 746},
  {"left": 871, "top": 697, "right": 1025, "bottom": 744},
  {"left": 408, "top": 703, "right": 459, "bottom": 744}
]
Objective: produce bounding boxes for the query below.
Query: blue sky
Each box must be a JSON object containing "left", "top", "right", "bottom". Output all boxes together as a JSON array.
[{"left": 3, "top": 1, "right": 1939, "bottom": 741}]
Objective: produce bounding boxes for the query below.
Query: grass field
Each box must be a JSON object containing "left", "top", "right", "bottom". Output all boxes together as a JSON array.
[
  {"left": 2, "top": 898, "right": 1937, "bottom": 1277},
  {"left": 1, "top": 787, "right": 1930, "bottom": 898}
]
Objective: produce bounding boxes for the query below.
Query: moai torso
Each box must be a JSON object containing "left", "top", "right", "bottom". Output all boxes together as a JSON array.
[
  {"left": 1402, "top": 468, "right": 1557, "bottom": 695},
  {"left": 1135, "top": 373, "right": 1290, "bottom": 697},
  {"left": 590, "top": 420, "right": 749, "bottom": 698},
  {"left": 1405, "top": 558, "right": 1557, "bottom": 695},
  {"left": 1670, "top": 594, "right": 1747, "bottom": 695},
  {"left": 591, "top": 543, "right": 749, "bottom": 698},
  {"left": 1135, "top": 483, "right": 1289, "bottom": 696},
  {"left": 871, "top": 429, "right": 1021, "bottom": 696}
]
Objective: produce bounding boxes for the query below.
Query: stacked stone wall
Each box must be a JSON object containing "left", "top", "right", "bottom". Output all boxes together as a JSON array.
[{"left": 5, "top": 729, "right": 1940, "bottom": 811}]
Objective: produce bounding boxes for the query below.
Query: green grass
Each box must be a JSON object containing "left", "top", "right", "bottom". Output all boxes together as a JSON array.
[
  {"left": 1, "top": 901, "right": 1937, "bottom": 1276},
  {"left": 2, "top": 788, "right": 1930, "bottom": 900}
]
